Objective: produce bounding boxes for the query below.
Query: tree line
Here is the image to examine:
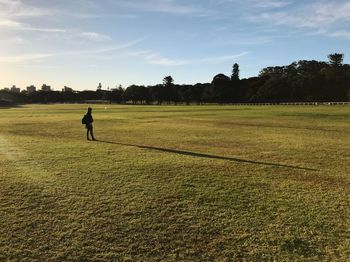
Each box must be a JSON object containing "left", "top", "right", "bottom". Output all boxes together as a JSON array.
[{"left": 1, "top": 53, "right": 350, "bottom": 105}]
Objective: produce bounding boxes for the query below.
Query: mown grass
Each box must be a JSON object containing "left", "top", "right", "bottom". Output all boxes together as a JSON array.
[{"left": 0, "top": 104, "right": 349, "bottom": 260}]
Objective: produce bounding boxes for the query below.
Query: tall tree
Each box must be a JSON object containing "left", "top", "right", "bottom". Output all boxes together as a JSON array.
[
  {"left": 162, "top": 76, "right": 176, "bottom": 103},
  {"left": 163, "top": 76, "right": 174, "bottom": 87},
  {"left": 231, "top": 63, "right": 240, "bottom": 81},
  {"left": 323, "top": 53, "right": 349, "bottom": 100},
  {"left": 328, "top": 53, "right": 344, "bottom": 67}
]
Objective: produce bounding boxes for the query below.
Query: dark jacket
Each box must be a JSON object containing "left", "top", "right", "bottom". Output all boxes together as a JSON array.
[{"left": 85, "top": 113, "right": 93, "bottom": 128}]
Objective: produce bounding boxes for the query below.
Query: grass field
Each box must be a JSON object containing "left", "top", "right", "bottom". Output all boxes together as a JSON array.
[{"left": 0, "top": 104, "right": 349, "bottom": 260}]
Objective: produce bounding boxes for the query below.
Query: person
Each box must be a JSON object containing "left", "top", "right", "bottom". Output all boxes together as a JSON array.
[{"left": 85, "top": 107, "right": 96, "bottom": 141}]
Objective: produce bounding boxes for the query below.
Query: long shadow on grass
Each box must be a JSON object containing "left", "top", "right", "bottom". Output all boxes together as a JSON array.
[{"left": 96, "top": 140, "right": 317, "bottom": 171}]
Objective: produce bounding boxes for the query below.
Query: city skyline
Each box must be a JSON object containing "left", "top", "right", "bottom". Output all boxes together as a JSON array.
[{"left": 1, "top": 0, "right": 350, "bottom": 90}]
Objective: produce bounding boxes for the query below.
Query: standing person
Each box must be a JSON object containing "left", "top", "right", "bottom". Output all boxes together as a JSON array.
[{"left": 83, "top": 107, "right": 96, "bottom": 141}]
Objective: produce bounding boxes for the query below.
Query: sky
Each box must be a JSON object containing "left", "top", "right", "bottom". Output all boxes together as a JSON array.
[{"left": 1, "top": 0, "right": 350, "bottom": 91}]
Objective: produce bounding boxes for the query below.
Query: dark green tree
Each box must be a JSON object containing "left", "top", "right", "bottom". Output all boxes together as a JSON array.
[
  {"left": 328, "top": 53, "right": 344, "bottom": 67},
  {"left": 162, "top": 76, "right": 176, "bottom": 104},
  {"left": 124, "top": 85, "right": 148, "bottom": 104},
  {"left": 107, "top": 85, "right": 124, "bottom": 104},
  {"left": 163, "top": 76, "right": 174, "bottom": 86},
  {"left": 150, "top": 84, "right": 166, "bottom": 105},
  {"left": 210, "top": 73, "right": 232, "bottom": 103},
  {"left": 231, "top": 63, "right": 240, "bottom": 81}
]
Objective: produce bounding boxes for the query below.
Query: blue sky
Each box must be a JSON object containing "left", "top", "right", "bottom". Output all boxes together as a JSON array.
[{"left": 1, "top": 0, "right": 350, "bottom": 90}]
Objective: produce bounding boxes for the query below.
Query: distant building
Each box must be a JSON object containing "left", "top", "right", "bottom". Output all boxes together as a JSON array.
[
  {"left": 62, "top": 86, "right": 73, "bottom": 92},
  {"left": 26, "top": 85, "right": 36, "bottom": 93},
  {"left": 41, "top": 84, "right": 51, "bottom": 92},
  {"left": 10, "top": 85, "right": 20, "bottom": 93}
]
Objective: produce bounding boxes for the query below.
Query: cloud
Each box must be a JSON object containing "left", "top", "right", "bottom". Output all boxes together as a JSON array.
[
  {"left": 0, "top": 19, "right": 110, "bottom": 43},
  {"left": 308, "top": 28, "right": 350, "bottom": 39},
  {"left": 128, "top": 50, "right": 187, "bottom": 65},
  {"left": 25, "top": 27, "right": 66, "bottom": 33},
  {"left": 327, "top": 30, "right": 350, "bottom": 39},
  {"left": 148, "top": 56, "right": 188, "bottom": 66},
  {"left": 216, "top": 0, "right": 291, "bottom": 9},
  {"left": 250, "top": 1, "right": 350, "bottom": 29},
  {"left": 54, "top": 38, "right": 144, "bottom": 56},
  {"left": 0, "top": 38, "right": 144, "bottom": 64},
  {"left": 195, "top": 52, "right": 250, "bottom": 64},
  {"left": 0, "top": 18, "right": 66, "bottom": 33},
  {"left": 78, "top": 32, "right": 111, "bottom": 42},
  {"left": 117, "top": 0, "right": 211, "bottom": 16},
  {"left": 0, "top": 36, "right": 26, "bottom": 44},
  {"left": 128, "top": 50, "right": 249, "bottom": 66},
  {"left": 0, "top": 53, "right": 54, "bottom": 63},
  {"left": 0, "top": 0, "right": 51, "bottom": 18},
  {"left": 251, "top": 0, "right": 291, "bottom": 8},
  {"left": 60, "top": 12, "right": 100, "bottom": 19},
  {"left": 0, "top": 1, "right": 63, "bottom": 33},
  {"left": 0, "top": 19, "right": 22, "bottom": 28}
]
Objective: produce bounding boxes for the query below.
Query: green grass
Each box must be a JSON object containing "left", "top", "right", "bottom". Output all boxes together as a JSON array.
[{"left": 0, "top": 104, "right": 349, "bottom": 260}]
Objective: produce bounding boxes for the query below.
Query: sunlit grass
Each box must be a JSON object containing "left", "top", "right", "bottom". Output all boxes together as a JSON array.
[{"left": 0, "top": 104, "right": 349, "bottom": 260}]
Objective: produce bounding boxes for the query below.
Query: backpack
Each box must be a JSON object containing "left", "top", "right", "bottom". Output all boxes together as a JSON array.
[{"left": 82, "top": 114, "right": 87, "bottom": 125}]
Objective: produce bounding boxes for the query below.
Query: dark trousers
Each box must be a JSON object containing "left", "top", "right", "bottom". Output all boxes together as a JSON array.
[{"left": 86, "top": 124, "right": 95, "bottom": 140}]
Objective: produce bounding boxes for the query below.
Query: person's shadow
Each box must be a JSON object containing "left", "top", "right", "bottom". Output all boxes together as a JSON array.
[{"left": 96, "top": 140, "right": 317, "bottom": 171}]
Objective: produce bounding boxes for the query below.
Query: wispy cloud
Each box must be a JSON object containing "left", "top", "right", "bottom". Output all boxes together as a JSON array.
[
  {"left": 194, "top": 53, "right": 250, "bottom": 64},
  {"left": 0, "top": 36, "right": 26, "bottom": 44},
  {"left": 308, "top": 28, "right": 350, "bottom": 39},
  {"left": 116, "top": 0, "right": 212, "bottom": 16},
  {"left": 0, "top": 18, "right": 66, "bottom": 33},
  {"left": 71, "top": 38, "right": 144, "bottom": 55},
  {"left": 78, "top": 32, "right": 111, "bottom": 42},
  {"left": 327, "top": 30, "right": 350, "bottom": 39},
  {"left": 128, "top": 50, "right": 249, "bottom": 66},
  {"left": 0, "top": 38, "right": 143, "bottom": 64},
  {"left": 128, "top": 50, "right": 187, "bottom": 66},
  {"left": 0, "top": 19, "right": 111, "bottom": 43},
  {"left": 0, "top": 1, "right": 63, "bottom": 33},
  {"left": 250, "top": 1, "right": 350, "bottom": 29},
  {"left": 0, "top": 53, "right": 54, "bottom": 63},
  {"left": 216, "top": 0, "right": 291, "bottom": 9},
  {"left": 25, "top": 27, "right": 66, "bottom": 33},
  {"left": 0, "top": 19, "right": 22, "bottom": 28},
  {"left": 0, "top": 0, "right": 51, "bottom": 18},
  {"left": 251, "top": 0, "right": 291, "bottom": 9}
]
